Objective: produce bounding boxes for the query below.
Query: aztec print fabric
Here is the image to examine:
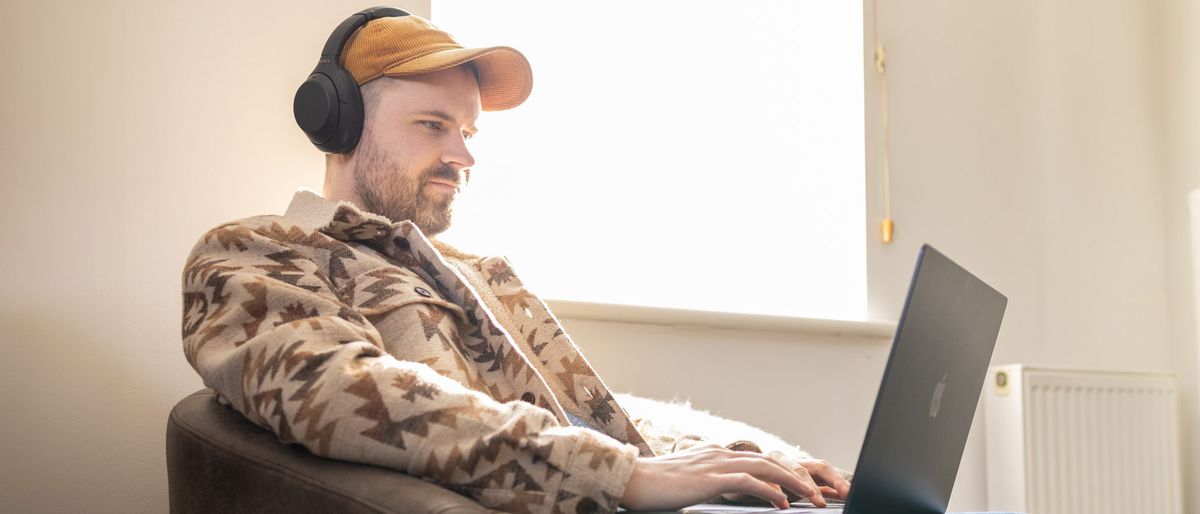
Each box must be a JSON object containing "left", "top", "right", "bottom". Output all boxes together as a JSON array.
[
  {"left": 181, "top": 191, "right": 640, "bottom": 512},
  {"left": 180, "top": 190, "right": 806, "bottom": 513}
]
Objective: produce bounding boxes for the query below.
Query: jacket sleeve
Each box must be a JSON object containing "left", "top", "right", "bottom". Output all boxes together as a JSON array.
[{"left": 180, "top": 221, "right": 639, "bottom": 513}]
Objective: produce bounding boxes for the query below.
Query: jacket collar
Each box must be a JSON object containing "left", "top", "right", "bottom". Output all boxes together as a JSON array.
[
  {"left": 283, "top": 189, "right": 484, "bottom": 262},
  {"left": 283, "top": 189, "right": 398, "bottom": 243}
]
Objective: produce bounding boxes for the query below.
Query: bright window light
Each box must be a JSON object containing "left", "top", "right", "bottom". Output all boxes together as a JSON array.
[{"left": 434, "top": 1, "right": 865, "bottom": 321}]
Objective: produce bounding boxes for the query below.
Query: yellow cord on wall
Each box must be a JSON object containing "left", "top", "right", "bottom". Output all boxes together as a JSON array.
[{"left": 873, "top": 0, "right": 894, "bottom": 244}]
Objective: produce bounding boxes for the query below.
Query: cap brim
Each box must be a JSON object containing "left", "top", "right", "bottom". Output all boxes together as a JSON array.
[{"left": 380, "top": 46, "right": 532, "bottom": 111}]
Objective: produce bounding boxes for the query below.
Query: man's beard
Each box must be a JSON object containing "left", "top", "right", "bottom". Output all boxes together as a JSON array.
[{"left": 352, "top": 140, "right": 461, "bottom": 236}]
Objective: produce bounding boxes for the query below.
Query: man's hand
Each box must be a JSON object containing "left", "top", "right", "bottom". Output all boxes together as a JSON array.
[
  {"left": 719, "top": 451, "right": 853, "bottom": 507},
  {"left": 619, "top": 443, "right": 835, "bottom": 511},
  {"left": 774, "top": 451, "right": 851, "bottom": 504}
]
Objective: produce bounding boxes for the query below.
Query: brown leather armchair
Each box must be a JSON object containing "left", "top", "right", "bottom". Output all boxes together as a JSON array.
[{"left": 166, "top": 389, "right": 495, "bottom": 514}]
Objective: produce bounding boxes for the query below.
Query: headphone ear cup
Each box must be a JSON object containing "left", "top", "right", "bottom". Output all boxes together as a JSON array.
[
  {"left": 297, "top": 8, "right": 408, "bottom": 153},
  {"left": 293, "top": 63, "right": 364, "bottom": 153},
  {"left": 294, "top": 72, "right": 339, "bottom": 147}
]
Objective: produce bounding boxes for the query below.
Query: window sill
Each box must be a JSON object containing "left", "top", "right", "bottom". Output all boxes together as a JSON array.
[{"left": 545, "top": 299, "right": 896, "bottom": 339}]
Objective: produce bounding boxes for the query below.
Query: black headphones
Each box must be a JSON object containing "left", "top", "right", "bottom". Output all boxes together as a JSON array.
[{"left": 293, "top": 7, "right": 411, "bottom": 154}]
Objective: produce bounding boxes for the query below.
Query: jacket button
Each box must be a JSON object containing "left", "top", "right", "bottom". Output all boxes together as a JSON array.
[
  {"left": 414, "top": 287, "right": 432, "bottom": 298},
  {"left": 520, "top": 392, "right": 536, "bottom": 404},
  {"left": 392, "top": 236, "right": 411, "bottom": 252}
]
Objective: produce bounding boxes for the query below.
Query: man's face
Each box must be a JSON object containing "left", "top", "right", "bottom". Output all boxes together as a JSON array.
[{"left": 351, "top": 66, "right": 481, "bottom": 236}]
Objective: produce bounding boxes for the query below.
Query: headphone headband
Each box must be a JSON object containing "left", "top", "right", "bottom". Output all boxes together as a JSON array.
[{"left": 320, "top": 7, "right": 410, "bottom": 58}]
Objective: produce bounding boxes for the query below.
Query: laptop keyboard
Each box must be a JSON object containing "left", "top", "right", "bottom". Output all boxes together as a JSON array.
[{"left": 794, "top": 498, "right": 846, "bottom": 509}]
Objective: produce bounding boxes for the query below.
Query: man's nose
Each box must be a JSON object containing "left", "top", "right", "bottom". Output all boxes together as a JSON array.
[{"left": 442, "top": 135, "right": 475, "bottom": 171}]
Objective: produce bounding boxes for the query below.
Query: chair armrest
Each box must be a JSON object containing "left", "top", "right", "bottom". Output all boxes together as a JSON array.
[{"left": 166, "top": 389, "right": 495, "bottom": 514}]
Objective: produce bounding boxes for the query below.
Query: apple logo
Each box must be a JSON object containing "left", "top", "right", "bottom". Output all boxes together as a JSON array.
[{"left": 929, "top": 373, "right": 948, "bottom": 418}]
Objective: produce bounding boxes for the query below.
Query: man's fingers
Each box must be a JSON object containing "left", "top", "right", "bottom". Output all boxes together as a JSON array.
[
  {"left": 722, "top": 473, "right": 790, "bottom": 510},
  {"left": 818, "top": 485, "right": 841, "bottom": 499},
  {"left": 619, "top": 447, "right": 852, "bottom": 512},
  {"left": 761, "top": 456, "right": 826, "bottom": 507},
  {"left": 791, "top": 465, "right": 827, "bottom": 507},
  {"left": 800, "top": 460, "right": 852, "bottom": 499},
  {"left": 723, "top": 455, "right": 824, "bottom": 507}
]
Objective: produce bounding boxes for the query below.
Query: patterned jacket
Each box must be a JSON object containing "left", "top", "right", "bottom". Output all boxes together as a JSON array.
[{"left": 181, "top": 190, "right": 806, "bottom": 513}]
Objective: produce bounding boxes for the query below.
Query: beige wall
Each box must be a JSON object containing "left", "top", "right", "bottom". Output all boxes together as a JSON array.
[
  {"left": 860, "top": 0, "right": 1183, "bottom": 509},
  {"left": 1164, "top": 0, "right": 1200, "bottom": 512},
  {"left": 865, "top": 0, "right": 1172, "bottom": 369},
  {"left": 0, "top": 0, "right": 1194, "bottom": 513},
  {"left": 0, "top": 1, "right": 430, "bottom": 512}
]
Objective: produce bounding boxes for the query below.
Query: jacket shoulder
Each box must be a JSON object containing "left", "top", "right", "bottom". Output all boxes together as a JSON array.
[
  {"left": 186, "top": 214, "right": 325, "bottom": 253},
  {"left": 200, "top": 213, "right": 294, "bottom": 236}
]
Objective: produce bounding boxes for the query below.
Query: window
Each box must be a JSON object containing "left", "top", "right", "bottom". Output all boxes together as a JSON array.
[{"left": 435, "top": 1, "right": 866, "bottom": 321}]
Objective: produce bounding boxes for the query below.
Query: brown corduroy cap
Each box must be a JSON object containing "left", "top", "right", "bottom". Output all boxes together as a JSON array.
[{"left": 342, "top": 15, "right": 532, "bottom": 111}]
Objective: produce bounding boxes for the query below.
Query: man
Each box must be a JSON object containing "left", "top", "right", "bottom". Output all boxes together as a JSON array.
[{"left": 181, "top": 9, "right": 850, "bottom": 513}]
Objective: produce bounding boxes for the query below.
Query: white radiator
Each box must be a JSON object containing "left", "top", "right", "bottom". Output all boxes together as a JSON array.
[{"left": 983, "top": 365, "right": 1182, "bottom": 514}]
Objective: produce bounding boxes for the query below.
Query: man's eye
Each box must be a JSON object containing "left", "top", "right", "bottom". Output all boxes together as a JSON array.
[
  {"left": 420, "top": 120, "right": 443, "bottom": 131},
  {"left": 463, "top": 131, "right": 474, "bottom": 140}
]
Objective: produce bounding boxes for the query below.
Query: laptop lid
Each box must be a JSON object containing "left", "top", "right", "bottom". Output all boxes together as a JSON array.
[
  {"left": 675, "top": 245, "right": 1007, "bottom": 514},
  {"left": 842, "top": 244, "right": 1007, "bottom": 514}
]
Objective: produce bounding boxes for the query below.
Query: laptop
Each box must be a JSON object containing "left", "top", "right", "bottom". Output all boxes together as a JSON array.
[{"left": 677, "top": 244, "right": 1008, "bottom": 514}]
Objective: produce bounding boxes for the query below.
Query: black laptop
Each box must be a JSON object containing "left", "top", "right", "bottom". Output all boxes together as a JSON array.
[{"left": 679, "top": 244, "right": 1008, "bottom": 514}]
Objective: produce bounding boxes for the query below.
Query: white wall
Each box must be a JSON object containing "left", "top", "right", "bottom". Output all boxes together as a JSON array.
[{"left": 0, "top": 1, "right": 430, "bottom": 512}]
